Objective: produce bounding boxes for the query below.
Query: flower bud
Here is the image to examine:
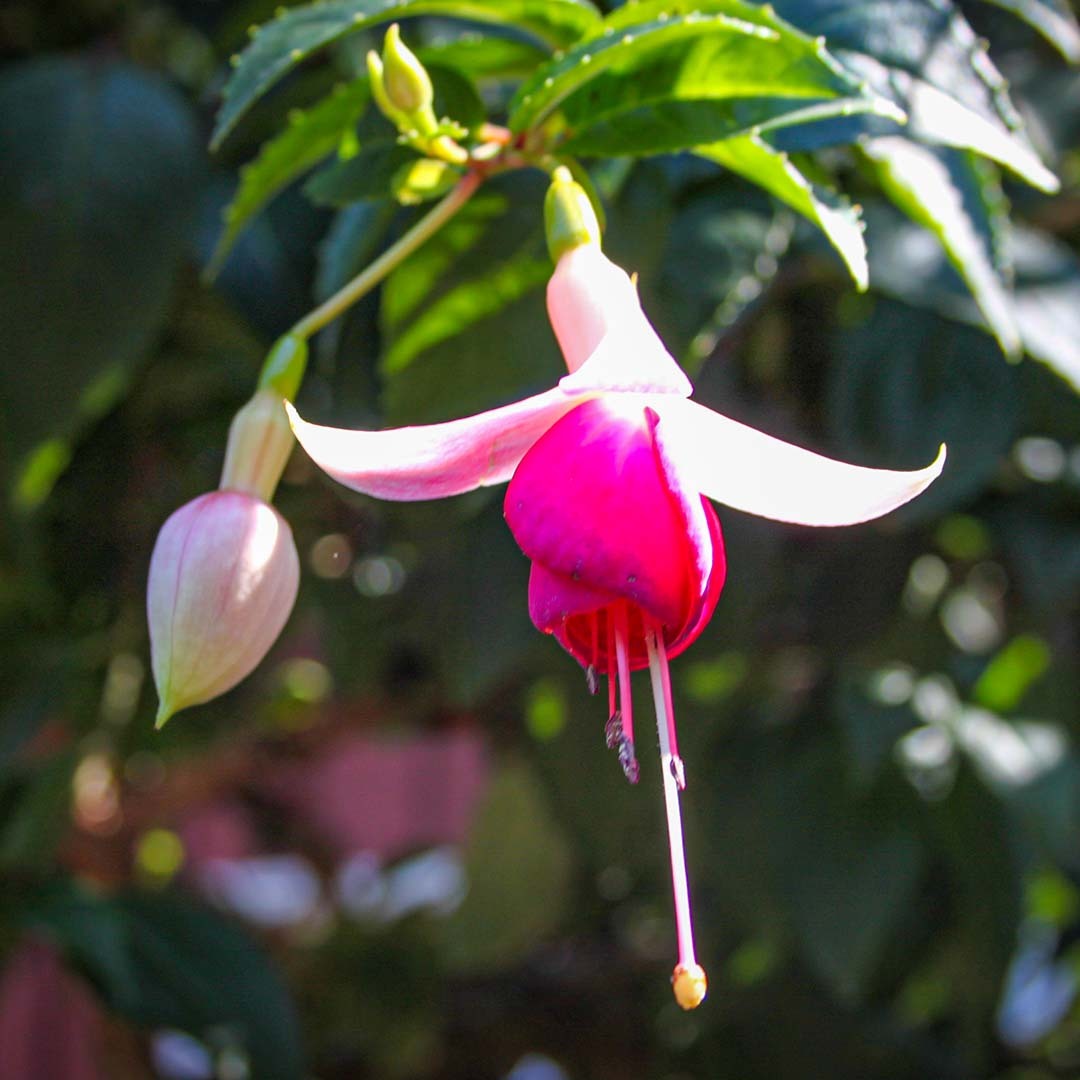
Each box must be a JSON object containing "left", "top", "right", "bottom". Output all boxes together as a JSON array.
[
  {"left": 544, "top": 166, "right": 601, "bottom": 263},
  {"left": 367, "top": 50, "right": 409, "bottom": 129},
  {"left": 148, "top": 490, "right": 299, "bottom": 727},
  {"left": 382, "top": 23, "right": 434, "bottom": 119}
]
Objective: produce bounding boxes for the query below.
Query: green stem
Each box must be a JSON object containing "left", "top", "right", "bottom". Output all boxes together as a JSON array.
[{"left": 289, "top": 169, "right": 482, "bottom": 343}]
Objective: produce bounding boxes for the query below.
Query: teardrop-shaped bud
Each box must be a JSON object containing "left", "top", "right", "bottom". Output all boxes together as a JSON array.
[
  {"left": 543, "top": 166, "right": 601, "bottom": 264},
  {"left": 382, "top": 24, "right": 436, "bottom": 129},
  {"left": 147, "top": 491, "right": 299, "bottom": 727}
]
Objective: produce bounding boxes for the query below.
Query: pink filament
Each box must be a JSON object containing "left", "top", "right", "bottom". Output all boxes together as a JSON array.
[{"left": 605, "top": 609, "right": 617, "bottom": 717}]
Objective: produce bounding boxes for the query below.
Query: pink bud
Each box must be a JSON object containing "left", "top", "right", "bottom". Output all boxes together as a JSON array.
[{"left": 147, "top": 490, "right": 299, "bottom": 727}]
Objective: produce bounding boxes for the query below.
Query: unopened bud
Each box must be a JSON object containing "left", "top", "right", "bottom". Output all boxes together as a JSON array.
[
  {"left": 148, "top": 491, "right": 299, "bottom": 727},
  {"left": 382, "top": 23, "right": 434, "bottom": 117},
  {"left": 367, "top": 50, "right": 408, "bottom": 128},
  {"left": 544, "top": 165, "right": 602, "bottom": 262}
]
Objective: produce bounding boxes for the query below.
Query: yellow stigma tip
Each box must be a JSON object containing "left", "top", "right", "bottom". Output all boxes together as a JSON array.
[{"left": 672, "top": 963, "right": 707, "bottom": 1010}]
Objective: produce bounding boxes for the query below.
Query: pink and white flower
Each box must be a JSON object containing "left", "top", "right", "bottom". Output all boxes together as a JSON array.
[{"left": 286, "top": 240, "right": 945, "bottom": 1007}]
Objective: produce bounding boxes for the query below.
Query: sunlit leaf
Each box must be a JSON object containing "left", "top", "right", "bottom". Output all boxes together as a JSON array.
[
  {"left": 207, "top": 79, "right": 370, "bottom": 277},
  {"left": 771, "top": 0, "right": 1059, "bottom": 192},
  {"left": 868, "top": 216, "right": 1080, "bottom": 395},
  {"left": 698, "top": 133, "right": 867, "bottom": 289},
  {"left": 509, "top": 0, "right": 901, "bottom": 156},
  {"left": 212, "top": 0, "right": 601, "bottom": 150},
  {"left": 980, "top": 0, "right": 1080, "bottom": 62},
  {"left": 864, "top": 139, "right": 1020, "bottom": 357}
]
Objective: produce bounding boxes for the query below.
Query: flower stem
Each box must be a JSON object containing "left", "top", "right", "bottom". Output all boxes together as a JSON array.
[{"left": 288, "top": 169, "right": 482, "bottom": 343}]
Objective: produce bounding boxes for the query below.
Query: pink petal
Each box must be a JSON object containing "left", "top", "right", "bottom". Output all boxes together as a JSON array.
[
  {"left": 559, "top": 323, "right": 693, "bottom": 397},
  {"left": 285, "top": 388, "right": 583, "bottom": 501},
  {"left": 527, "top": 560, "right": 620, "bottom": 637},
  {"left": 505, "top": 397, "right": 697, "bottom": 631},
  {"left": 658, "top": 398, "right": 947, "bottom": 527}
]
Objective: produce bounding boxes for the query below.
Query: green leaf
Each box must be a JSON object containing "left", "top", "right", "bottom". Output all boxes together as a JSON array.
[
  {"left": 383, "top": 254, "right": 550, "bottom": 374},
  {"left": 212, "top": 0, "right": 601, "bottom": 150},
  {"left": 767, "top": 749, "right": 924, "bottom": 1001},
  {"left": 979, "top": 0, "right": 1080, "bottom": 62},
  {"left": 426, "top": 62, "right": 486, "bottom": 133},
  {"left": 0, "top": 57, "right": 201, "bottom": 505},
  {"left": 828, "top": 297, "right": 1021, "bottom": 520},
  {"left": 770, "top": 0, "right": 1059, "bottom": 192},
  {"left": 697, "top": 133, "right": 867, "bottom": 289},
  {"left": 868, "top": 218, "right": 1080, "bottom": 395},
  {"left": 31, "top": 884, "right": 305, "bottom": 1080},
  {"left": 864, "top": 139, "right": 1021, "bottom": 357},
  {"left": 509, "top": 1, "right": 901, "bottom": 156},
  {"left": 419, "top": 36, "right": 550, "bottom": 80},
  {"left": 207, "top": 78, "right": 370, "bottom": 277},
  {"left": 304, "top": 141, "right": 419, "bottom": 206},
  {"left": 652, "top": 186, "right": 793, "bottom": 367},
  {"left": 381, "top": 189, "right": 511, "bottom": 333},
  {"left": 377, "top": 173, "right": 558, "bottom": 426},
  {"left": 1008, "top": 231, "right": 1080, "bottom": 396}
]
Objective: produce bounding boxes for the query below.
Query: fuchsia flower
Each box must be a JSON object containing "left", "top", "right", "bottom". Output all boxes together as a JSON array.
[{"left": 286, "top": 214, "right": 944, "bottom": 1008}]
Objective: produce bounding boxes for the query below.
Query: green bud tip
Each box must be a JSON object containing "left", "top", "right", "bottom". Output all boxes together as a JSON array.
[
  {"left": 382, "top": 23, "right": 433, "bottom": 116},
  {"left": 155, "top": 700, "right": 175, "bottom": 731},
  {"left": 544, "top": 166, "right": 602, "bottom": 262},
  {"left": 368, "top": 50, "right": 407, "bottom": 127}
]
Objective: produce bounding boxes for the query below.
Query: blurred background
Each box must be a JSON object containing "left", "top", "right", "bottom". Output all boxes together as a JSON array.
[{"left": 2, "top": 0, "right": 1080, "bottom": 1077}]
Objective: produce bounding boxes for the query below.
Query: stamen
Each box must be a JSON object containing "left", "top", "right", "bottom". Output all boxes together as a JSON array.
[
  {"left": 604, "top": 711, "right": 622, "bottom": 750},
  {"left": 613, "top": 604, "right": 634, "bottom": 749},
  {"left": 651, "top": 624, "right": 686, "bottom": 791},
  {"left": 646, "top": 627, "right": 705, "bottom": 1009},
  {"left": 606, "top": 609, "right": 617, "bottom": 718},
  {"left": 585, "top": 665, "right": 599, "bottom": 696},
  {"left": 612, "top": 604, "right": 639, "bottom": 783},
  {"left": 583, "top": 613, "right": 600, "bottom": 695}
]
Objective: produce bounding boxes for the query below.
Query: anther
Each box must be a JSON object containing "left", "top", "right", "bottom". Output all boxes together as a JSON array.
[
  {"left": 604, "top": 711, "right": 622, "bottom": 750},
  {"left": 586, "top": 665, "right": 599, "bottom": 695},
  {"left": 618, "top": 738, "right": 640, "bottom": 784},
  {"left": 670, "top": 755, "right": 686, "bottom": 790},
  {"left": 672, "top": 963, "right": 707, "bottom": 1010}
]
